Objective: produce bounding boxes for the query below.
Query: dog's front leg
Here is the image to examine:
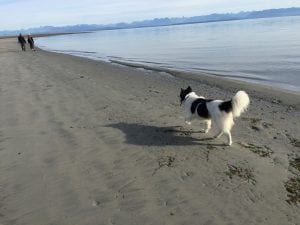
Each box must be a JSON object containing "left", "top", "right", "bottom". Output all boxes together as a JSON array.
[
  {"left": 183, "top": 112, "right": 192, "bottom": 125},
  {"left": 204, "top": 120, "right": 211, "bottom": 133},
  {"left": 185, "top": 118, "right": 192, "bottom": 125},
  {"left": 179, "top": 115, "right": 191, "bottom": 124}
]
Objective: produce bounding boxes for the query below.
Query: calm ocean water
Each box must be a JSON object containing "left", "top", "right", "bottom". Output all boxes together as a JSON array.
[{"left": 37, "top": 16, "right": 300, "bottom": 92}]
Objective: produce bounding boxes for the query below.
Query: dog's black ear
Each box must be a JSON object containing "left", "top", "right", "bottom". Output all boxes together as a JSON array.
[{"left": 187, "top": 86, "right": 192, "bottom": 92}]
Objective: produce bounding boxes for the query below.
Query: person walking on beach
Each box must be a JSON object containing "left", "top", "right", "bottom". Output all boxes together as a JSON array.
[
  {"left": 27, "top": 35, "right": 35, "bottom": 51},
  {"left": 18, "top": 33, "right": 26, "bottom": 51}
]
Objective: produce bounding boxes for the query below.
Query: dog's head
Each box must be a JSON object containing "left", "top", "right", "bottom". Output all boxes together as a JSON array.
[{"left": 180, "top": 86, "right": 192, "bottom": 105}]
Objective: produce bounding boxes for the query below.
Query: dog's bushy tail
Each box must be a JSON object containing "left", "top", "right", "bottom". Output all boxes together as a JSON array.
[{"left": 232, "top": 91, "right": 250, "bottom": 118}]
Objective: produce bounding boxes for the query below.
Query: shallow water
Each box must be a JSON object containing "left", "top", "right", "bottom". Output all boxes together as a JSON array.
[{"left": 37, "top": 16, "right": 300, "bottom": 92}]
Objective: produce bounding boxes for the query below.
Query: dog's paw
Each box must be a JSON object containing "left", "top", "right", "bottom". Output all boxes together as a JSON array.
[{"left": 226, "top": 142, "right": 232, "bottom": 146}]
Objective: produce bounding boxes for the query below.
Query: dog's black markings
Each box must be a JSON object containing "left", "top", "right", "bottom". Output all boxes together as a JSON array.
[
  {"left": 191, "top": 98, "right": 212, "bottom": 119},
  {"left": 219, "top": 100, "right": 232, "bottom": 113},
  {"left": 180, "top": 87, "right": 192, "bottom": 104}
]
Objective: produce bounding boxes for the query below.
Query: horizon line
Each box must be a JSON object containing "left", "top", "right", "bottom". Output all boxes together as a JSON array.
[{"left": 1, "top": 6, "right": 299, "bottom": 33}]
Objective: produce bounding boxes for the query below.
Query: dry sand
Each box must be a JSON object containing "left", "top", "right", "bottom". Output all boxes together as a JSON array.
[{"left": 0, "top": 38, "right": 299, "bottom": 225}]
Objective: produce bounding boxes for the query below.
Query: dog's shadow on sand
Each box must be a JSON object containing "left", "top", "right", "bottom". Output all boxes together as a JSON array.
[{"left": 106, "top": 122, "right": 225, "bottom": 147}]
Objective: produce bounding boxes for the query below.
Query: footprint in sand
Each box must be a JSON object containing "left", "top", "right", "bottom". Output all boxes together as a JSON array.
[
  {"left": 158, "top": 156, "right": 176, "bottom": 168},
  {"left": 225, "top": 164, "right": 256, "bottom": 185},
  {"left": 163, "top": 127, "right": 193, "bottom": 136},
  {"left": 284, "top": 157, "right": 300, "bottom": 205},
  {"left": 238, "top": 142, "right": 274, "bottom": 157},
  {"left": 148, "top": 89, "right": 160, "bottom": 94},
  {"left": 242, "top": 117, "right": 273, "bottom": 131},
  {"left": 289, "top": 157, "right": 300, "bottom": 173},
  {"left": 153, "top": 156, "right": 176, "bottom": 175},
  {"left": 92, "top": 200, "right": 101, "bottom": 207},
  {"left": 285, "top": 133, "right": 300, "bottom": 148}
]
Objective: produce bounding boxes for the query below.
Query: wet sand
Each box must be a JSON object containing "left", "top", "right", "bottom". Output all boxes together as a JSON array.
[{"left": 0, "top": 38, "right": 299, "bottom": 225}]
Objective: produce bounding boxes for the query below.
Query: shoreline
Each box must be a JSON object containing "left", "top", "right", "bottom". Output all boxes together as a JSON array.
[
  {"left": 34, "top": 38, "right": 300, "bottom": 107},
  {"left": 38, "top": 46, "right": 300, "bottom": 108},
  {"left": 109, "top": 59, "right": 300, "bottom": 108}
]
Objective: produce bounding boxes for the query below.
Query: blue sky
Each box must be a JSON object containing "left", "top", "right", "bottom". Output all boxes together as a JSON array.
[{"left": 0, "top": 0, "right": 299, "bottom": 30}]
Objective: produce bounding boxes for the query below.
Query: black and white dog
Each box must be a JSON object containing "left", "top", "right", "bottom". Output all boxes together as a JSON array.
[{"left": 180, "top": 86, "right": 249, "bottom": 146}]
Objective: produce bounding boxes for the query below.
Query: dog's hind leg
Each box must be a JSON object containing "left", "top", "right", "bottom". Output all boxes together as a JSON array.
[
  {"left": 214, "top": 130, "right": 223, "bottom": 139},
  {"left": 204, "top": 120, "right": 211, "bottom": 133},
  {"left": 213, "top": 130, "right": 232, "bottom": 145},
  {"left": 225, "top": 131, "right": 232, "bottom": 146}
]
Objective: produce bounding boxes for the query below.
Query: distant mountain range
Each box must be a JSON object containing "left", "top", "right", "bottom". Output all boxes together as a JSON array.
[{"left": 1, "top": 7, "right": 300, "bottom": 36}]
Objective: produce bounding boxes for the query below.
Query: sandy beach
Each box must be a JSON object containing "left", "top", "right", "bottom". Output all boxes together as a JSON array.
[{"left": 0, "top": 38, "right": 299, "bottom": 225}]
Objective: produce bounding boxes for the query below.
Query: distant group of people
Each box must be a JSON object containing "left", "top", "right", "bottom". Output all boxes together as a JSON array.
[{"left": 17, "top": 33, "right": 35, "bottom": 51}]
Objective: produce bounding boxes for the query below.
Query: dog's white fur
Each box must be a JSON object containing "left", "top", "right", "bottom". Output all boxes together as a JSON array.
[{"left": 182, "top": 90, "right": 249, "bottom": 145}]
